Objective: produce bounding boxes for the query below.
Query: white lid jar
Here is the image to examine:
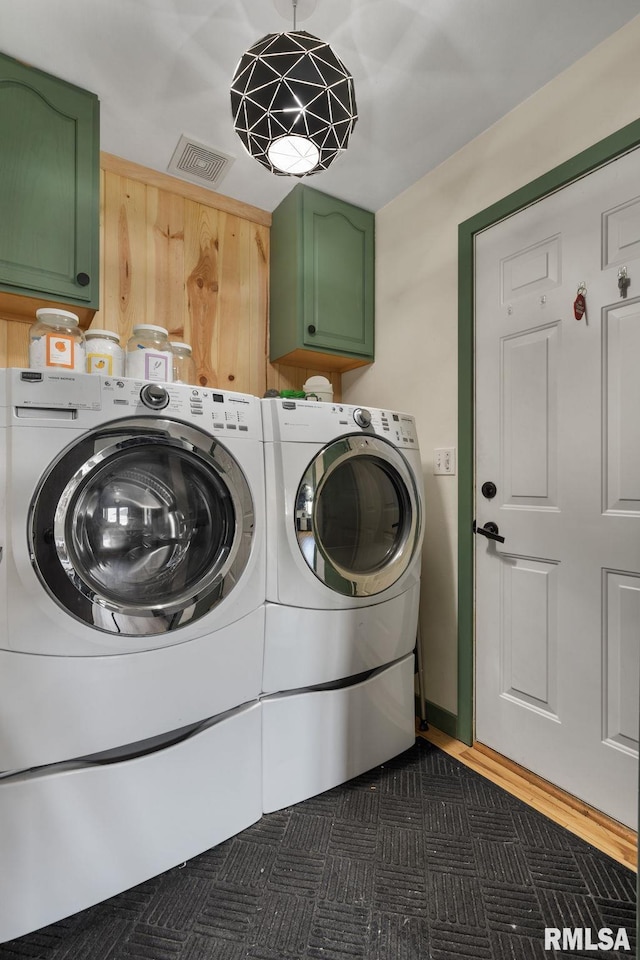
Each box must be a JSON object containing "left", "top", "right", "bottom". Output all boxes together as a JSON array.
[
  {"left": 85, "top": 328, "right": 124, "bottom": 377},
  {"left": 29, "top": 308, "right": 86, "bottom": 372},
  {"left": 125, "top": 324, "right": 173, "bottom": 382},
  {"left": 303, "top": 375, "right": 333, "bottom": 402},
  {"left": 170, "top": 342, "right": 196, "bottom": 385}
]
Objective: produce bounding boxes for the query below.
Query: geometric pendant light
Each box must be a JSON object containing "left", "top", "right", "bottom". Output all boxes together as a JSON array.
[{"left": 230, "top": 4, "right": 357, "bottom": 177}]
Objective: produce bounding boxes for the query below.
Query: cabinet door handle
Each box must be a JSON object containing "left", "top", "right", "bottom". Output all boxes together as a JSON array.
[
  {"left": 307, "top": 324, "right": 316, "bottom": 335},
  {"left": 76, "top": 272, "right": 90, "bottom": 286}
]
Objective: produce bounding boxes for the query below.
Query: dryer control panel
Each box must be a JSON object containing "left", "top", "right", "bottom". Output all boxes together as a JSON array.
[{"left": 263, "top": 397, "right": 419, "bottom": 450}]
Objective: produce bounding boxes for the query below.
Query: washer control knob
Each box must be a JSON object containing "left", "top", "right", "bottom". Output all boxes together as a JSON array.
[
  {"left": 353, "top": 407, "right": 372, "bottom": 429},
  {"left": 140, "top": 383, "right": 169, "bottom": 409}
]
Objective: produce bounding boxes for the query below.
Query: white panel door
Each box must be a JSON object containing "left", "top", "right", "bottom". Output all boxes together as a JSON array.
[{"left": 475, "top": 147, "right": 640, "bottom": 829}]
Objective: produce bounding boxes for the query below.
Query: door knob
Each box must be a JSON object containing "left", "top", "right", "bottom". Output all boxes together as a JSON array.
[{"left": 473, "top": 520, "right": 505, "bottom": 543}]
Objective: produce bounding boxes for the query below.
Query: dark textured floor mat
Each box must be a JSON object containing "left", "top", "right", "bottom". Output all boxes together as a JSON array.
[{"left": 0, "top": 738, "right": 635, "bottom": 959}]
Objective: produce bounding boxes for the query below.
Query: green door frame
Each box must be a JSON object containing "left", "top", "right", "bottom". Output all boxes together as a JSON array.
[{"left": 456, "top": 116, "right": 640, "bottom": 747}]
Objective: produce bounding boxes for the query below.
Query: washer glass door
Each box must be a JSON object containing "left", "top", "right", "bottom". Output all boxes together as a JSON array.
[
  {"left": 295, "top": 435, "right": 420, "bottom": 597},
  {"left": 30, "top": 419, "right": 254, "bottom": 635}
]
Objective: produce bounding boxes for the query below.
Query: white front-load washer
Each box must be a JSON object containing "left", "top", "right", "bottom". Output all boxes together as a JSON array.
[
  {"left": 0, "top": 369, "right": 266, "bottom": 943},
  {"left": 261, "top": 398, "right": 424, "bottom": 812}
]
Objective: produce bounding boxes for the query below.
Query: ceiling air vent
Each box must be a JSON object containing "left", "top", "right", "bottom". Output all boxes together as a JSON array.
[{"left": 167, "top": 135, "right": 235, "bottom": 189}]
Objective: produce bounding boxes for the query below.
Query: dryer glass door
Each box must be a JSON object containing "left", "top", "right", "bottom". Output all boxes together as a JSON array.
[
  {"left": 30, "top": 419, "right": 254, "bottom": 635},
  {"left": 295, "top": 435, "right": 421, "bottom": 597}
]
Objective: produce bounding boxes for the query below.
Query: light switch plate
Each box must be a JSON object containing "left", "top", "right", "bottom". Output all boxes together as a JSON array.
[{"left": 434, "top": 447, "right": 456, "bottom": 475}]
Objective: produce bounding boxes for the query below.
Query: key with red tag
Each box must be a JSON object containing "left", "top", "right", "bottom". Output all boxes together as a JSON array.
[{"left": 573, "top": 283, "right": 586, "bottom": 321}]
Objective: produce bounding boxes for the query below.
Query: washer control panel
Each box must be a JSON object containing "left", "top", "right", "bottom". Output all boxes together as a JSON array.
[
  {"left": 102, "top": 378, "right": 260, "bottom": 435},
  {"left": 10, "top": 370, "right": 262, "bottom": 438}
]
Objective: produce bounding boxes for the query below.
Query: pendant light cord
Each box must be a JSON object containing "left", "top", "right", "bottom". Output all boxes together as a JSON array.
[{"left": 292, "top": 0, "right": 297, "bottom": 30}]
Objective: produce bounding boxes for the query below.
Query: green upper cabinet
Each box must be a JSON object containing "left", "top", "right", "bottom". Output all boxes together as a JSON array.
[
  {"left": 0, "top": 52, "right": 99, "bottom": 320},
  {"left": 270, "top": 184, "right": 374, "bottom": 371}
]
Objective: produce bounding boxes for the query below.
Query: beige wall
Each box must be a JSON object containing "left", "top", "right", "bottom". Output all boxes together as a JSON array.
[{"left": 343, "top": 15, "right": 640, "bottom": 717}]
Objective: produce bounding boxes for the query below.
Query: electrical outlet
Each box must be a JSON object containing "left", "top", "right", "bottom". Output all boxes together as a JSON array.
[{"left": 434, "top": 447, "right": 456, "bottom": 475}]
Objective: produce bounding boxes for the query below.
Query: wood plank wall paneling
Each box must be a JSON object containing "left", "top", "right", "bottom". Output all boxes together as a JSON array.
[
  {"left": 0, "top": 156, "right": 343, "bottom": 401},
  {"left": 0, "top": 319, "right": 30, "bottom": 368},
  {"left": 90, "top": 167, "right": 275, "bottom": 395},
  {"left": 150, "top": 188, "right": 187, "bottom": 339}
]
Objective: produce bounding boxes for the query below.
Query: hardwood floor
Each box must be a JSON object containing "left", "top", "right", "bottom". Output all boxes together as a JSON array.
[{"left": 418, "top": 725, "right": 637, "bottom": 872}]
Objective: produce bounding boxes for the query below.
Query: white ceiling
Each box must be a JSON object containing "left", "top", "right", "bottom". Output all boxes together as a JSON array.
[{"left": 3, "top": 1, "right": 639, "bottom": 213}]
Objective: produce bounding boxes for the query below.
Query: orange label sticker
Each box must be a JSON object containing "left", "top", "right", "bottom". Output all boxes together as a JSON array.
[
  {"left": 87, "top": 353, "right": 113, "bottom": 375},
  {"left": 46, "top": 333, "right": 74, "bottom": 368}
]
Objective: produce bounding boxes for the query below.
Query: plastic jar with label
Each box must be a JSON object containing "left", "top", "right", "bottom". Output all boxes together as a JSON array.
[
  {"left": 125, "top": 324, "right": 173, "bottom": 382},
  {"left": 170, "top": 342, "right": 196, "bottom": 385},
  {"left": 29, "top": 308, "right": 86, "bottom": 372},
  {"left": 85, "top": 329, "right": 124, "bottom": 377}
]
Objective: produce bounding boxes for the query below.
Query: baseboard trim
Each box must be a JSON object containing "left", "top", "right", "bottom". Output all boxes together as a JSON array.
[{"left": 414, "top": 697, "right": 457, "bottom": 738}]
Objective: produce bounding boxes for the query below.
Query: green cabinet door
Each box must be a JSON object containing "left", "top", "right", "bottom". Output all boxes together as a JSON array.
[
  {"left": 270, "top": 184, "right": 374, "bottom": 371},
  {"left": 0, "top": 53, "right": 99, "bottom": 309}
]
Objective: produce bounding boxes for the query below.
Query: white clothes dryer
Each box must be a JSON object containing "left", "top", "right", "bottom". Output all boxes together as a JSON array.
[
  {"left": 261, "top": 398, "right": 424, "bottom": 812},
  {"left": 0, "top": 370, "right": 266, "bottom": 943}
]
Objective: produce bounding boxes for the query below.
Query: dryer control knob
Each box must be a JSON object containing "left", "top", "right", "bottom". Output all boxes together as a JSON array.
[
  {"left": 140, "top": 383, "right": 169, "bottom": 409},
  {"left": 353, "top": 407, "right": 372, "bottom": 429}
]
